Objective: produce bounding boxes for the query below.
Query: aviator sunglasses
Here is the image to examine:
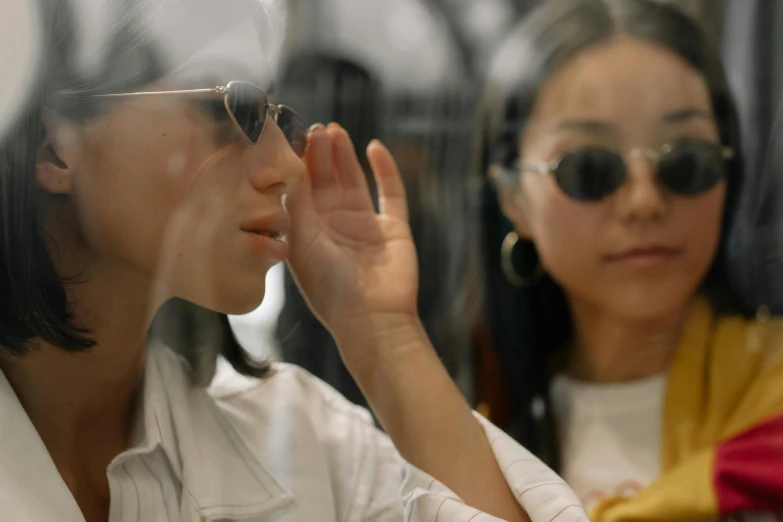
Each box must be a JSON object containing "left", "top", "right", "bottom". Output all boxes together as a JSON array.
[
  {"left": 516, "top": 139, "right": 735, "bottom": 201},
  {"left": 94, "top": 81, "right": 307, "bottom": 156}
]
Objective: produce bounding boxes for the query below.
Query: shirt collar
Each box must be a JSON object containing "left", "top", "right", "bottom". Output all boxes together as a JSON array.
[
  {"left": 139, "top": 343, "right": 294, "bottom": 520},
  {"left": 0, "top": 368, "right": 84, "bottom": 522},
  {"left": 0, "top": 344, "right": 293, "bottom": 522}
]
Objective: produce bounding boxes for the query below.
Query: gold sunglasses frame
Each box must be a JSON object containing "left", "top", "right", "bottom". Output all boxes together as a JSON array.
[{"left": 93, "top": 80, "right": 298, "bottom": 145}]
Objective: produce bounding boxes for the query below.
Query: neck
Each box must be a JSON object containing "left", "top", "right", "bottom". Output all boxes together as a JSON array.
[
  {"left": 0, "top": 260, "right": 156, "bottom": 467},
  {"left": 565, "top": 296, "right": 693, "bottom": 384}
]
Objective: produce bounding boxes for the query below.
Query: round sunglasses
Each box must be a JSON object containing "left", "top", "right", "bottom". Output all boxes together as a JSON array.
[
  {"left": 519, "top": 139, "right": 735, "bottom": 201},
  {"left": 93, "top": 81, "right": 307, "bottom": 156}
]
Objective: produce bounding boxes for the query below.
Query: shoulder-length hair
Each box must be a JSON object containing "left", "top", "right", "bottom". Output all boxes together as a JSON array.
[{"left": 0, "top": 0, "right": 285, "bottom": 384}]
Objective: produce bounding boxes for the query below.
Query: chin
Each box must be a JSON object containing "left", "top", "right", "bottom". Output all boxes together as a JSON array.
[
  {"left": 184, "top": 281, "right": 267, "bottom": 317},
  {"left": 603, "top": 284, "right": 696, "bottom": 322}
]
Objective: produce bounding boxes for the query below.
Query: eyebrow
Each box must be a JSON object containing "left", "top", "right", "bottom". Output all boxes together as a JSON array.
[
  {"left": 547, "top": 108, "right": 713, "bottom": 134},
  {"left": 659, "top": 108, "right": 712, "bottom": 124},
  {"left": 548, "top": 119, "right": 617, "bottom": 134},
  {"left": 545, "top": 106, "right": 713, "bottom": 135}
]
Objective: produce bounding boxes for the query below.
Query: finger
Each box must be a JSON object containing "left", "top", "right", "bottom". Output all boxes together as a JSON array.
[
  {"left": 367, "top": 139, "right": 408, "bottom": 222},
  {"left": 327, "top": 124, "right": 372, "bottom": 208},
  {"left": 305, "top": 124, "right": 338, "bottom": 195}
]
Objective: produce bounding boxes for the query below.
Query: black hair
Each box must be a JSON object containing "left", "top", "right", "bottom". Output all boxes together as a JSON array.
[
  {"left": 479, "top": 0, "right": 748, "bottom": 465},
  {"left": 0, "top": 0, "right": 274, "bottom": 381},
  {"left": 0, "top": 0, "right": 159, "bottom": 356}
]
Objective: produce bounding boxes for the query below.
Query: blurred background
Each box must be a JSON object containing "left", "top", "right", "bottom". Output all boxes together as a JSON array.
[{"left": 226, "top": 0, "right": 783, "bottom": 412}]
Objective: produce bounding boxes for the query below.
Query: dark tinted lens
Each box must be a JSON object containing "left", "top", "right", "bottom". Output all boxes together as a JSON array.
[
  {"left": 276, "top": 105, "right": 307, "bottom": 157},
  {"left": 225, "top": 81, "right": 267, "bottom": 143},
  {"left": 658, "top": 141, "right": 726, "bottom": 195},
  {"left": 554, "top": 148, "right": 626, "bottom": 201}
]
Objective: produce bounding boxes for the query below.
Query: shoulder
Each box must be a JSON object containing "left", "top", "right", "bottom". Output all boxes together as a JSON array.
[
  {"left": 207, "top": 357, "right": 376, "bottom": 430},
  {"left": 151, "top": 346, "right": 393, "bottom": 482},
  {"left": 148, "top": 352, "right": 401, "bottom": 519},
  {"left": 713, "top": 309, "right": 783, "bottom": 370},
  {"left": 204, "top": 358, "right": 398, "bottom": 512},
  {"left": 707, "top": 311, "right": 783, "bottom": 433}
]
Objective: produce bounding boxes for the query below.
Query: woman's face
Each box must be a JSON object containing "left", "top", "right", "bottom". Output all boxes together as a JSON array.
[
  {"left": 42, "top": 78, "right": 305, "bottom": 315},
  {"left": 499, "top": 37, "right": 726, "bottom": 319}
]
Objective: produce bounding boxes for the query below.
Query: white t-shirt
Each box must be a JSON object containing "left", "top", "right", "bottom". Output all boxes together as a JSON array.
[
  {"left": 550, "top": 374, "right": 778, "bottom": 522},
  {"left": 550, "top": 373, "right": 667, "bottom": 510}
]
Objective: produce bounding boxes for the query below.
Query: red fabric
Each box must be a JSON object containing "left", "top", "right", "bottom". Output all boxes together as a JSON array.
[{"left": 714, "top": 413, "right": 783, "bottom": 514}]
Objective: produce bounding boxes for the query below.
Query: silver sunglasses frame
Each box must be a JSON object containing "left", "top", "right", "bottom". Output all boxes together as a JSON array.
[{"left": 522, "top": 141, "right": 735, "bottom": 176}]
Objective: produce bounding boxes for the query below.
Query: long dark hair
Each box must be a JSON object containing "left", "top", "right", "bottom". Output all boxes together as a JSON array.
[
  {"left": 479, "top": 0, "right": 748, "bottom": 466},
  {"left": 0, "top": 0, "right": 282, "bottom": 383}
]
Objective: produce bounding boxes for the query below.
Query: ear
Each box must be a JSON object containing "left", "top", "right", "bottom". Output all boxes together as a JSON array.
[
  {"left": 489, "top": 164, "right": 533, "bottom": 239},
  {"left": 36, "top": 112, "right": 81, "bottom": 195}
]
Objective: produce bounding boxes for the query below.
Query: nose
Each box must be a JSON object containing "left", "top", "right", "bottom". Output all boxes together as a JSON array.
[
  {"left": 614, "top": 154, "right": 668, "bottom": 223},
  {"left": 246, "top": 114, "right": 305, "bottom": 196}
]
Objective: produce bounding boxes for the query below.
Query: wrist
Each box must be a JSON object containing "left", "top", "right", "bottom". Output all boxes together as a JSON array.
[{"left": 332, "top": 312, "right": 430, "bottom": 379}]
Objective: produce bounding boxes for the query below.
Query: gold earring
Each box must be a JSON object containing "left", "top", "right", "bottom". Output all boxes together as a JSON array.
[{"left": 501, "top": 231, "right": 544, "bottom": 287}]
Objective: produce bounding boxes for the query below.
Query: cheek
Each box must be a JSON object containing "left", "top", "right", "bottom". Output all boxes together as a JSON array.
[
  {"left": 677, "top": 184, "right": 726, "bottom": 271},
  {"left": 523, "top": 179, "right": 605, "bottom": 283},
  {"left": 77, "top": 119, "right": 219, "bottom": 272}
]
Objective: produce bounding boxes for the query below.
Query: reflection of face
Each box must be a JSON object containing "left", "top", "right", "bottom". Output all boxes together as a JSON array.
[
  {"left": 506, "top": 37, "right": 725, "bottom": 320},
  {"left": 70, "top": 81, "right": 304, "bottom": 314}
]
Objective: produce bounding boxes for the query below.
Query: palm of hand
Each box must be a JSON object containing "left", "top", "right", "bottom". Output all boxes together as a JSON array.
[{"left": 286, "top": 124, "right": 419, "bottom": 336}]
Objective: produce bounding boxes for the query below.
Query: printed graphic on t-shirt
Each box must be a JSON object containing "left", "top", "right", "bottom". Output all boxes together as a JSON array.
[{"left": 581, "top": 480, "right": 644, "bottom": 508}]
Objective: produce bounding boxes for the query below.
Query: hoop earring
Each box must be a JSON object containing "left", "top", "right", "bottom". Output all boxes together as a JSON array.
[{"left": 501, "top": 231, "right": 544, "bottom": 287}]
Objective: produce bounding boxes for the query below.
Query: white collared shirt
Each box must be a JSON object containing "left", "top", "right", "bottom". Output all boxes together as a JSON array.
[{"left": 0, "top": 343, "right": 587, "bottom": 522}]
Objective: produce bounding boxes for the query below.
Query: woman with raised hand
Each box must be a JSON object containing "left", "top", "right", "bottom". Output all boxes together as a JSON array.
[
  {"left": 479, "top": 0, "right": 783, "bottom": 519},
  {"left": 0, "top": 0, "right": 584, "bottom": 521}
]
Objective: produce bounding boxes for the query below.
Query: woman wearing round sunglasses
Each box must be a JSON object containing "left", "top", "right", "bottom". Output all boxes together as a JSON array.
[
  {"left": 0, "top": 0, "right": 586, "bottom": 521},
  {"left": 480, "top": 0, "right": 783, "bottom": 520}
]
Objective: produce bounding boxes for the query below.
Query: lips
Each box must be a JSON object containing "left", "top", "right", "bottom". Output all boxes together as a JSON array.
[
  {"left": 609, "top": 246, "right": 681, "bottom": 258},
  {"left": 241, "top": 211, "right": 290, "bottom": 261},
  {"left": 241, "top": 212, "right": 290, "bottom": 241},
  {"left": 605, "top": 245, "right": 683, "bottom": 266},
  {"left": 245, "top": 229, "right": 284, "bottom": 240}
]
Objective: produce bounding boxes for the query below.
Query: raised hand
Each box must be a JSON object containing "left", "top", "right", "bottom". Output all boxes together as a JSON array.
[
  {"left": 286, "top": 123, "right": 538, "bottom": 522},
  {"left": 285, "top": 123, "right": 419, "bottom": 353}
]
